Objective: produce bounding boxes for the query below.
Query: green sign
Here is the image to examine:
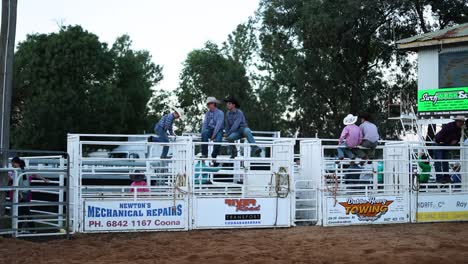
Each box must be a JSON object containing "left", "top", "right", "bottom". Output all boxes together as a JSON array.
[{"left": 418, "top": 87, "right": 468, "bottom": 116}]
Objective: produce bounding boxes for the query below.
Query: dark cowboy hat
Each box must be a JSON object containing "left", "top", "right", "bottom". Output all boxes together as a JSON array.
[
  {"left": 359, "top": 112, "right": 371, "bottom": 121},
  {"left": 223, "top": 96, "right": 240, "bottom": 108},
  {"left": 130, "top": 173, "right": 146, "bottom": 181}
]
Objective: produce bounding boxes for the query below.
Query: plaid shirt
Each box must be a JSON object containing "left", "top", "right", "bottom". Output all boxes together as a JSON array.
[
  {"left": 155, "top": 113, "right": 175, "bottom": 135},
  {"left": 202, "top": 108, "right": 224, "bottom": 135}
]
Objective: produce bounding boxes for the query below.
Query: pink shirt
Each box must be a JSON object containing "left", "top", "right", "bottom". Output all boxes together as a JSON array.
[
  {"left": 130, "top": 181, "right": 149, "bottom": 192},
  {"left": 339, "top": 124, "right": 362, "bottom": 148}
]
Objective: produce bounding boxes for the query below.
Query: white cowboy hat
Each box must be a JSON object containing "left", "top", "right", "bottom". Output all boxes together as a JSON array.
[
  {"left": 343, "top": 114, "right": 358, "bottom": 125},
  {"left": 206, "top": 96, "right": 220, "bottom": 105},
  {"left": 172, "top": 107, "right": 185, "bottom": 120},
  {"left": 454, "top": 115, "right": 465, "bottom": 122}
]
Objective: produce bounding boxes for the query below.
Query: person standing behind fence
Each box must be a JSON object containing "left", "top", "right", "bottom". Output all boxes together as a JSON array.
[
  {"left": 201, "top": 97, "right": 224, "bottom": 162},
  {"left": 417, "top": 154, "right": 431, "bottom": 184},
  {"left": 148, "top": 108, "right": 184, "bottom": 159},
  {"left": 337, "top": 114, "right": 362, "bottom": 161},
  {"left": 434, "top": 116, "right": 464, "bottom": 183},
  {"left": 129, "top": 173, "right": 149, "bottom": 192},
  {"left": 357, "top": 113, "right": 379, "bottom": 160},
  {"left": 223, "top": 96, "right": 262, "bottom": 158},
  {"left": 9, "top": 157, "right": 36, "bottom": 230}
]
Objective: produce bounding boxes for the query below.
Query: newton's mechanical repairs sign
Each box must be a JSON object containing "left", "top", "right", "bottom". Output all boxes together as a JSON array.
[
  {"left": 84, "top": 200, "right": 186, "bottom": 232},
  {"left": 418, "top": 87, "right": 468, "bottom": 116},
  {"left": 416, "top": 194, "right": 468, "bottom": 222},
  {"left": 194, "top": 197, "right": 290, "bottom": 228},
  {"left": 324, "top": 196, "right": 408, "bottom": 226}
]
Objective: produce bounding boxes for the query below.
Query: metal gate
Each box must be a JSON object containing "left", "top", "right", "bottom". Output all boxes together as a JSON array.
[
  {"left": 0, "top": 150, "right": 70, "bottom": 238},
  {"left": 190, "top": 138, "right": 295, "bottom": 229},
  {"left": 67, "top": 134, "right": 192, "bottom": 233},
  {"left": 294, "top": 140, "right": 320, "bottom": 225}
]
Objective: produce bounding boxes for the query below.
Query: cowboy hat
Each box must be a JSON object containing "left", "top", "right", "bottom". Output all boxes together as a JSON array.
[
  {"left": 206, "top": 96, "right": 220, "bottom": 105},
  {"left": 454, "top": 115, "right": 465, "bottom": 122},
  {"left": 172, "top": 107, "right": 185, "bottom": 120},
  {"left": 359, "top": 112, "right": 371, "bottom": 121},
  {"left": 343, "top": 114, "right": 358, "bottom": 125},
  {"left": 130, "top": 173, "right": 146, "bottom": 181},
  {"left": 223, "top": 96, "right": 240, "bottom": 108}
]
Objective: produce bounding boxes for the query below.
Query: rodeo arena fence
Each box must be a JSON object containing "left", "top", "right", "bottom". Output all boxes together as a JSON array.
[{"left": 2, "top": 133, "right": 468, "bottom": 237}]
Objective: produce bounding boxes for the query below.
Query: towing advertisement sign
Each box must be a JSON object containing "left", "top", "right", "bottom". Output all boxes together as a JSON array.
[{"left": 324, "top": 196, "right": 408, "bottom": 226}]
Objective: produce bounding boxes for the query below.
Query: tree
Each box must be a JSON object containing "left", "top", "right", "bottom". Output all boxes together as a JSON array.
[
  {"left": 176, "top": 42, "right": 257, "bottom": 132},
  {"left": 257, "top": 0, "right": 468, "bottom": 138},
  {"left": 11, "top": 26, "right": 163, "bottom": 150}
]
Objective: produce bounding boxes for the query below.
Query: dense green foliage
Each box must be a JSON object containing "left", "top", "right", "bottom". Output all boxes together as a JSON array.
[
  {"left": 177, "top": 0, "right": 468, "bottom": 138},
  {"left": 11, "top": 26, "right": 163, "bottom": 150}
]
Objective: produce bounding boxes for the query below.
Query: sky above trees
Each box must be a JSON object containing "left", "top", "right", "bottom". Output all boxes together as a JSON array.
[{"left": 12, "top": 0, "right": 260, "bottom": 91}]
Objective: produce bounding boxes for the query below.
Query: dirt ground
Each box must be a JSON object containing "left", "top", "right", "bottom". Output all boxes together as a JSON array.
[{"left": 2, "top": 223, "right": 468, "bottom": 264}]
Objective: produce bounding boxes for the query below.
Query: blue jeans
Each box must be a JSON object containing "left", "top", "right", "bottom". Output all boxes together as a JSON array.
[
  {"left": 201, "top": 128, "right": 223, "bottom": 158},
  {"left": 337, "top": 142, "right": 356, "bottom": 159},
  {"left": 433, "top": 148, "right": 449, "bottom": 182},
  {"left": 152, "top": 126, "right": 170, "bottom": 158},
  {"left": 226, "top": 127, "right": 258, "bottom": 157}
]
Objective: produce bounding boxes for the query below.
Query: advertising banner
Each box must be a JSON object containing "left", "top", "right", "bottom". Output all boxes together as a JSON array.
[
  {"left": 84, "top": 200, "right": 186, "bottom": 232},
  {"left": 418, "top": 87, "right": 468, "bottom": 116},
  {"left": 194, "top": 197, "right": 291, "bottom": 228},
  {"left": 416, "top": 194, "right": 468, "bottom": 222},
  {"left": 324, "top": 196, "right": 408, "bottom": 226}
]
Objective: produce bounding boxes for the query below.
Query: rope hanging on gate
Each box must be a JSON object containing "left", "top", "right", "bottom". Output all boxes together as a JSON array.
[
  {"left": 270, "top": 167, "right": 291, "bottom": 198},
  {"left": 323, "top": 173, "right": 339, "bottom": 207},
  {"left": 172, "top": 172, "right": 189, "bottom": 209},
  {"left": 270, "top": 167, "right": 291, "bottom": 227}
]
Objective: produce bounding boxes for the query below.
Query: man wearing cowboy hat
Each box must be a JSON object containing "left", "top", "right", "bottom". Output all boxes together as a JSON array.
[
  {"left": 224, "top": 96, "right": 261, "bottom": 158},
  {"left": 434, "top": 115, "right": 465, "bottom": 183},
  {"left": 201, "top": 97, "right": 224, "bottom": 160},
  {"left": 337, "top": 114, "right": 362, "bottom": 160},
  {"left": 148, "top": 107, "right": 184, "bottom": 159}
]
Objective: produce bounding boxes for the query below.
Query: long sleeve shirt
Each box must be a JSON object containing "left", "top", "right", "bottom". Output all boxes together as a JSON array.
[
  {"left": 339, "top": 124, "right": 362, "bottom": 148},
  {"left": 359, "top": 121, "right": 379, "bottom": 143},
  {"left": 156, "top": 113, "right": 175, "bottom": 135},
  {"left": 435, "top": 121, "right": 461, "bottom": 145},
  {"left": 226, "top": 109, "right": 248, "bottom": 135},
  {"left": 202, "top": 108, "right": 224, "bottom": 136}
]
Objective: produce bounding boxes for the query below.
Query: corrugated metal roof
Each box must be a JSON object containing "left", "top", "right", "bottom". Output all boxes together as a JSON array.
[{"left": 397, "top": 22, "right": 468, "bottom": 48}]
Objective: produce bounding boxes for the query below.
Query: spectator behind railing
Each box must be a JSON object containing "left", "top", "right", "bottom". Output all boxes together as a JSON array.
[
  {"left": 417, "top": 154, "right": 431, "bottom": 184},
  {"left": 194, "top": 159, "right": 221, "bottom": 185},
  {"left": 434, "top": 116, "right": 464, "bottom": 183},
  {"left": 8, "top": 157, "right": 48, "bottom": 231},
  {"left": 129, "top": 173, "right": 149, "bottom": 192}
]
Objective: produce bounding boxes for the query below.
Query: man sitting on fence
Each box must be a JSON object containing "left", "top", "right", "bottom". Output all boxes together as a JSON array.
[
  {"left": 223, "top": 96, "right": 262, "bottom": 158},
  {"left": 357, "top": 113, "right": 379, "bottom": 161},
  {"left": 201, "top": 97, "right": 224, "bottom": 163},
  {"left": 148, "top": 108, "right": 184, "bottom": 159},
  {"left": 337, "top": 114, "right": 362, "bottom": 162},
  {"left": 434, "top": 116, "right": 464, "bottom": 183}
]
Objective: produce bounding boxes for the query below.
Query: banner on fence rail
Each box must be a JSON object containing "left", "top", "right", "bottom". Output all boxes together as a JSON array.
[
  {"left": 193, "top": 197, "right": 290, "bottom": 228},
  {"left": 416, "top": 194, "right": 468, "bottom": 222},
  {"left": 84, "top": 200, "right": 186, "bottom": 232},
  {"left": 323, "top": 195, "right": 408, "bottom": 226}
]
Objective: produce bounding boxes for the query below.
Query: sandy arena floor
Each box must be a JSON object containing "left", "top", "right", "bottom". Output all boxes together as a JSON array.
[{"left": 1, "top": 223, "right": 468, "bottom": 264}]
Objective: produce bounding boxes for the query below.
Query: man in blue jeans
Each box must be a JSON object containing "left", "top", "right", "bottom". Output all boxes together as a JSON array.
[
  {"left": 148, "top": 108, "right": 184, "bottom": 158},
  {"left": 201, "top": 97, "right": 224, "bottom": 161},
  {"left": 223, "top": 96, "right": 262, "bottom": 158},
  {"left": 434, "top": 115, "right": 464, "bottom": 183}
]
